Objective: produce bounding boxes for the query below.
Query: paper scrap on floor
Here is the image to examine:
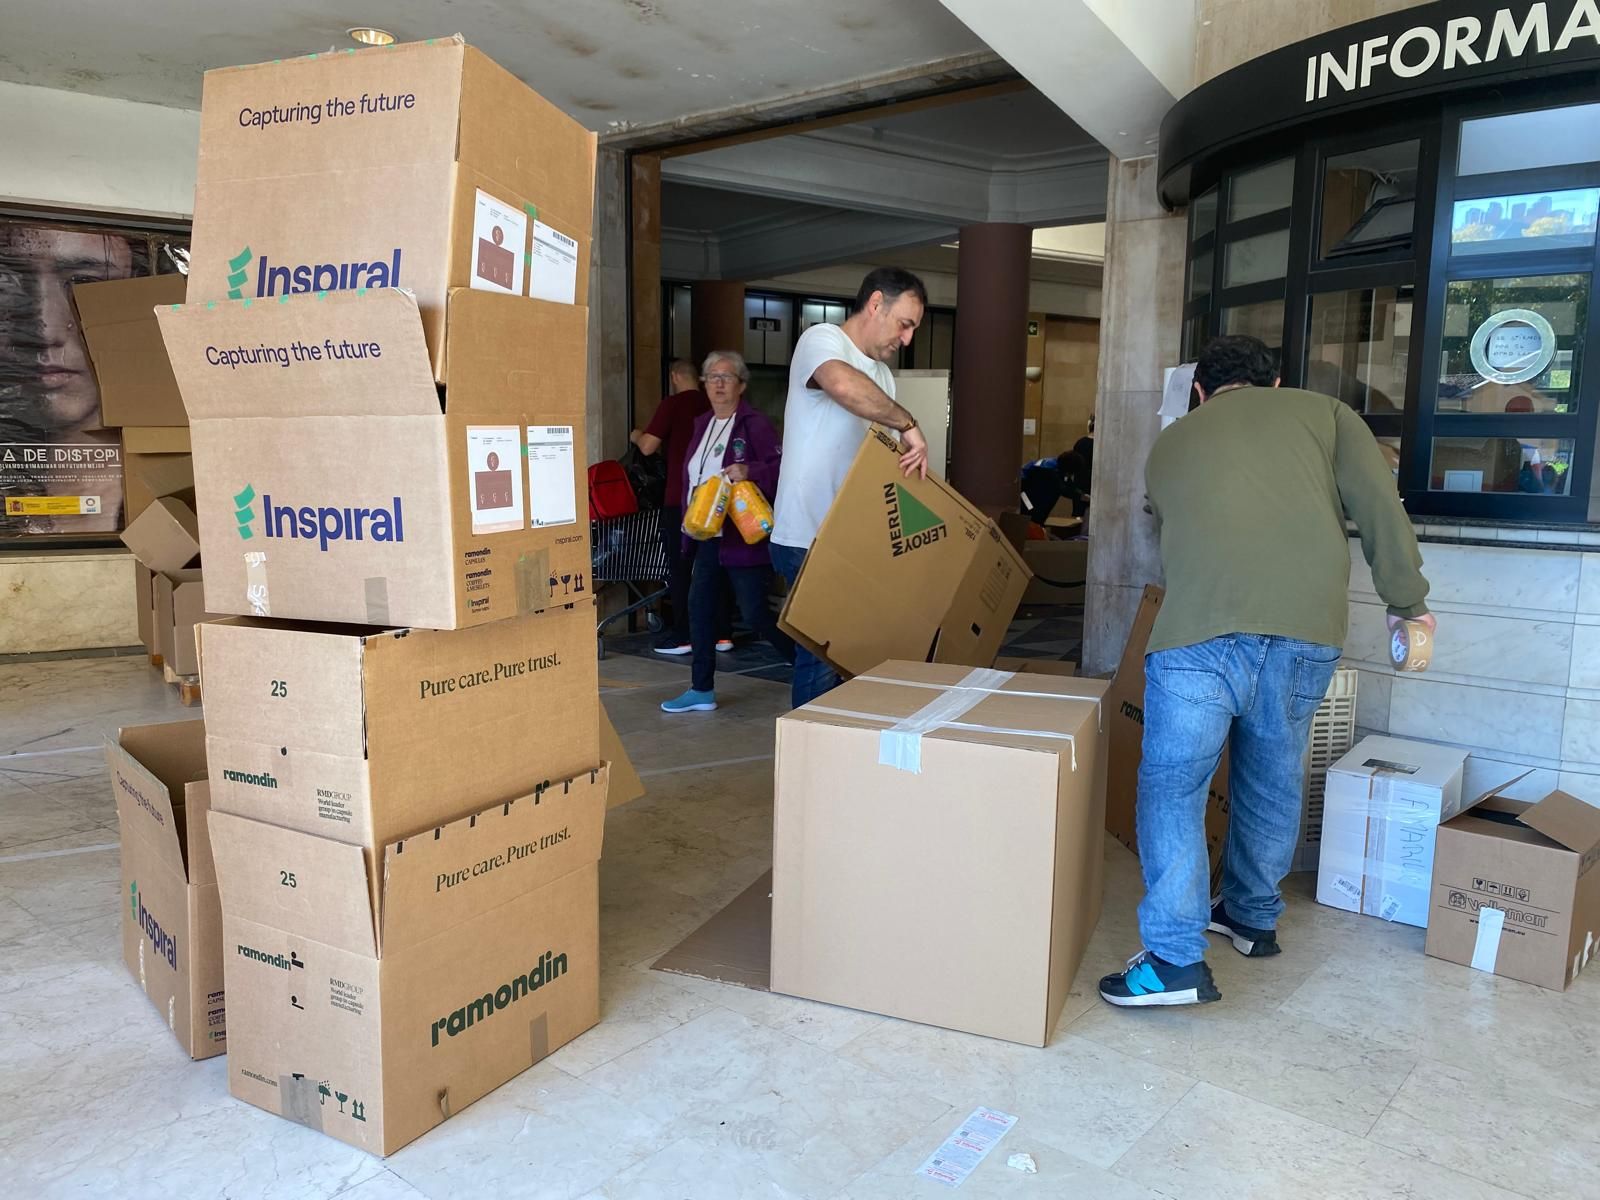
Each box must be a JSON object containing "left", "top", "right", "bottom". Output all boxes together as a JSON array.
[{"left": 916, "top": 1107, "right": 1018, "bottom": 1188}]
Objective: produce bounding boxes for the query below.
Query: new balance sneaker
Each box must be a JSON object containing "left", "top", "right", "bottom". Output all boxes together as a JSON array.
[
  {"left": 661, "top": 689, "right": 717, "bottom": 713},
  {"left": 1206, "top": 901, "right": 1281, "bottom": 958},
  {"left": 716, "top": 639, "right": 735, "bottom": 653},
  {"left": 1099, "top": 951, "right": 1220, "bottom": 1008}
]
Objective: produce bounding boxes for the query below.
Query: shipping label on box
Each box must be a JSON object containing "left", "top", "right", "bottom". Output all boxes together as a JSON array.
[
  {"left": 778, "top": 429, "right": 1030, "bottom": 678},
  {"left": 157, "top": 287, "right": 589, "bottom": 629},
  {"left": 108, "top": 720, "right": 225, "bottom": 1059},
  {"left": 209, "top": 766, "right": 608, "bottom": 1155},
  {"left": 184, "top": 37, "right": 595, "bottom": 382}
]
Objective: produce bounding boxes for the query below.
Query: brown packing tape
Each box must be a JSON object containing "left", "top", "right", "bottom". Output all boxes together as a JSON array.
[
  {"left": 516, "top": 549, "right": 552, "bottom": 614},
  {"left": 529, "top": 1011, "right": 550, "bottom": 1064},
  {"left": 364, "top": 578, "right": 391, "bottom": 627},
  {"left": 1389, "top": 620, "right": 1434, "bottom": 673},
  {"left": 280, "top": 1074, "right": 326, "bottom": 1132}
]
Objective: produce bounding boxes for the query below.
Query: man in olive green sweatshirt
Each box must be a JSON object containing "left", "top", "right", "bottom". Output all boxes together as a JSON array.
[{"left": 1100, "top": 335, "right": 1434, "bottom": 1008}]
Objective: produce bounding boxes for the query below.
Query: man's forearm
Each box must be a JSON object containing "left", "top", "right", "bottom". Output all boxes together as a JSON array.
[{"left": 823, "top": 367, "right": 914, "bottom": 430}]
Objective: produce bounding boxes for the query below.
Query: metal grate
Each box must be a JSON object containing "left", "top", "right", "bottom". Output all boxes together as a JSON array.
[{"left": 1293, "top": 667, "right": 1359, "bottom": 873}]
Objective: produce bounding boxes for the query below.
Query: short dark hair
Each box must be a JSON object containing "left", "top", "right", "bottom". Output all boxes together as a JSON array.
[
  {"left": 852, "top": 267, "right": 928, "bottom": 315},
  {"left": 1194, "top": 335, "right": 1278, "bottom": 395},
  {"left": 668, "top": 358, "right": 697, "bottom": 385}
]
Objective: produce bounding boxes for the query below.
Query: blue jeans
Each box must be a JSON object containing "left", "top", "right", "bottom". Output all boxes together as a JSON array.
[
  {"left": 689, "top": 543, "right": 793, "bottom": 694},
  {"left": 1136, "top": 634, "right": 1341, "bottom": 966},
  {"left": 769, "top": 543, "right": 841, "bottom": 709}
]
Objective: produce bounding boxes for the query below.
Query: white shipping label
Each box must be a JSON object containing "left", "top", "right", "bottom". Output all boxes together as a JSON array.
[
  {"left": 1471, "top": 906, "right": 1506, "bottom": 973},
  {"left": 527, "top": 425, "right": 577, "bottom": 528},
  {"left": 471, "top": 189, "right": 527, "bottom": 295},
  {"left": 466, "top": 425, "right": 525, "bottom": 535},
  {"left": 528, "top": 219, "right": 579, "bottom": 304},
  {"left": 1380, "top": 894, "right": 1402, "bottom": 922},
  {"left": 916, "top": 1107, "right": 1017, "bottom": 1188},
  {"left": 1332, "top": 875, "right": 1361, "bottom": 904}
]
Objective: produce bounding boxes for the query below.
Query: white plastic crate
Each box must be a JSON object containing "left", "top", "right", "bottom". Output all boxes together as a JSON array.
[{"left": 1293, "top": 667, "right": 1359, "bottom": 873}]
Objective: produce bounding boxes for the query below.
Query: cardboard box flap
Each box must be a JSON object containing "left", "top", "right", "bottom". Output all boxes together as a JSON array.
[
  {"left": 157, "top": 289, "right": 441, "bottom": 419},
  {"left": 439, "top": 288, "right": 588, "bottom": 415},
  {"left": 379, "top": 766, "right": 608, "bottom": 955},
  {"left": 208, "top": 809, "right": 377, "bottom": 957},
  {"left": 1458, "top": 769, "right": 1538, "bottom": 815},
  {"left": 600, "top": 707, "right": 645, "bottom": 811},
  {"left": 1515, "top": 791, "right": 1600, "bottom": 854},
  {"left": 73, "top": 275, "right": 190, "bottom": 426},
  {"left": 1330, "top": 736, "right": 1469, "bottom": 790},
  {"left": 107, "top": 722, "right": 206, "bottom": 877},
  {"left": 182, "top": 780, "right": 220, "bottom": 888}
]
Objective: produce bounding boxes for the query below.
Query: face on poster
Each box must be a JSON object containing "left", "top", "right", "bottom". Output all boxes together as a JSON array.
[{"left": 0, "top": 223, "right": 145, "bottom": 536}]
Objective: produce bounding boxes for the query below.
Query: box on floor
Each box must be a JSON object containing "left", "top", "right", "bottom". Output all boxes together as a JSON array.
[
  {"left": 184, "top": 36, "right": 594, "bottom": 381},
  {"left": 770, "top": 661, "right": 1110, "bottom": 1046},
  {"left": 121, "top": 426, "right": 193, "bottom": 525},
  {"left": 153, "top": 568, "right": 222, "bottom": 677},
  {"left": 158, "top": 287, "right": 590, "bottom": 629},
  {"left": 209, "top": 765, "right": 609, "bottom": 1155},
  {"left": 119, "top": 495, "right": 200, "bottom": 575},
  {"left": 1426, "top": 783, "right": 1600, "bottom": 990},
  {"left": 108, "top": 719, "right": 224, "bottom": 1059},
  {"left": 198, "top": 599, "right": 599, "bottom": 894},
  {"left": 133, "top": 562, "right": 156, "bottom": 655},
  {"left": 72, "top": 274, "right": 189, "bottom": 427},
  {"left": 779, "top": 428, "right": 1030, "bottom": 677},
  {"left": 1317, "top": 735, "right": 1470, "bottom": 927},
  {"left": 1103, "top": 586, "right": 1231, "bottom": 889}
]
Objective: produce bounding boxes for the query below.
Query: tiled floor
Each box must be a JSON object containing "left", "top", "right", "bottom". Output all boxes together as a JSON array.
[{"left": 3, "top": 636, "right": 1596, "bottom": 1199}]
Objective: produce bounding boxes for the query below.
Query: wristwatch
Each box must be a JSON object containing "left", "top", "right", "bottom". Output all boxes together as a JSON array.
[{"left": 900, "top": 415, "right": 919, "bottom": 434}]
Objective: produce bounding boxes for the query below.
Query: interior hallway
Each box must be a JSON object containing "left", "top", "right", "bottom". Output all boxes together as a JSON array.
[{"left": 2, "top": 644, "right": 1596, "bottom": 1199}]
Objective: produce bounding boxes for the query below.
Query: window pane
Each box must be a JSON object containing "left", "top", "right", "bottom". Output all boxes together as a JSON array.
[
  {"left": 1220, "top": 300, "right": 1285, "bottom": 355},
  {"left": 1459, "top": 102, "right": 1600, "bottom": 175},
  {"left": 1451, "top": 188, "right": 1600, "bottom": 256},
  {"left": 1438, "top": 274, "right": 1586, "bottom": 414},
  {"left": 1182, "top": 315, "right": 1209, "bottom": 362},
  {"left": 1429, "top": 438, "right": 1575, "bottom": 494},
  {"left": 1321, "top": 141, "right": 1419, "bottom": 259},
  {"left": 1190, "top": 188, "right": 1218, "bottom": 241},
  {"left": 1227, "top": 158, "right": 1294, "bottom": 222},
  {"left": 1224, "top": 227, "right": 1291, "bottom": 287},
  {"left": 1188, "top": 248, "right": 1213, "bottom": 301},
  {"left": 1308, "top": 286, "right": 1413, "bottom": 414}
]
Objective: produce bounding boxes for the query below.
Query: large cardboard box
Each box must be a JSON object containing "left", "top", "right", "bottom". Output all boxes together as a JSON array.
[
  {"left": 133, "top": 561, "right": 156, "bottom": 654},
  {"left": 1425, "top": 786, "right": 1600, "bottom": 990},
  {"left": 154, "top": 568, "right": 221, "bottom": 677},
  {"left": 198, "top": 600, "right": 598, "bottom": 878},
  {"left": 158, "top": 287, "right": 589, "bottom": 629},
  {"left": 108, "top": 720, "right": 225, "bottom": 1059},
  {"left": 73, "top": 275, "right": 189, "bottom": 427},
  {"left": 185, "top": 36, "right": 594, "bottom": 382},
  {"left": 779, "top": 429, "right": 1030, "bottom": 677},
  {"left": 123, "top": 453, "right": 195, "bottom": 526},
  {"left": 120, "top": 495, "right": 200, "bottom": 574},
  {"left": 208, "top": 765, "right": 607, "bottom": 1155},
  {"left": 1019, "top": 538, "right": 1088, "bottom": 606},
  {"left": 1103, "top": 587, "right": 1231, "bottom": 887},
  {"left": 1317, "top": 736, "right": 1469, "bottom": 927},
  {"left": 771, "top": 662, "right": 1109, "bottom": 1046}
]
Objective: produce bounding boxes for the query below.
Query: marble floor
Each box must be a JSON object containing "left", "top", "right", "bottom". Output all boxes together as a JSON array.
[{"left": 3, "top": 646, "right": 1597, "bottom": 1200}]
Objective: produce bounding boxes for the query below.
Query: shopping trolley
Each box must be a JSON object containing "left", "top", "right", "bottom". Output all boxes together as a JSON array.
[{"left": 591, "top": 509, "right": 669, "bottom": 659}]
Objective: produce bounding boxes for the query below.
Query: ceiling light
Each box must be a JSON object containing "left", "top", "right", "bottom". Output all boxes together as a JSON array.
[{"left": 348, "top": 27, "right": 395, "bottom": 47}]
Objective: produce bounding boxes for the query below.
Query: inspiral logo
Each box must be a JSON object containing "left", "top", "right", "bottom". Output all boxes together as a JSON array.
[
  {"left": 226, "top": 246, "right": 253, "bottom": 300},
  {"left": 431, "top": 950, "right": 568, "bottom": 1047},
  {"left": 883, "top": 482, "right": 947, "bottom": 558},
  {"left": 131, "top": 882, "right": 178, "bottom": 970},
  {"left": 234, "top": 484, "right": 406, "bottom": 552},
  {"left": 234, "top": 247, "right": 404, "bottom": 298}
]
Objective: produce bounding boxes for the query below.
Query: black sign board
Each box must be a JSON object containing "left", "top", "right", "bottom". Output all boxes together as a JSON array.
[{"left": 749, "top": 317, "right": 781, "bottom": 332}]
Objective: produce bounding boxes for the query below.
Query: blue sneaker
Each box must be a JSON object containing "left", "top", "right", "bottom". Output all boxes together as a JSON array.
[
  {"left": 1207, "top": 900, "right": 1281, "bottom": 958},
  {"left": 1099, "top": 950, "right": 1220, "bottom": 1008},
  {"left": 661, "top": 689, "right": 717, "bottom": 713}
]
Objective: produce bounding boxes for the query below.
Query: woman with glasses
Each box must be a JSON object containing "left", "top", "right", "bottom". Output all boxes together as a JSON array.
[{"left": 661, "top": 351, "right": 795, "bottom": 713}]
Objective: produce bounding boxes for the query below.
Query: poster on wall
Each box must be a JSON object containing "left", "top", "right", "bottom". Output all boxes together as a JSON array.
[{"left": 0, "top": 219, "right": 188, "bottom": 539}]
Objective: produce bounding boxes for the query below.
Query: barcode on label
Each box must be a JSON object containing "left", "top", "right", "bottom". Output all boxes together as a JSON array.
[
  {"left": 1334, "top": 876, "right": 1361, "bottom": 901},
  {"left": 1380, "top": 895, "right": 1401, "bottom": 921}
]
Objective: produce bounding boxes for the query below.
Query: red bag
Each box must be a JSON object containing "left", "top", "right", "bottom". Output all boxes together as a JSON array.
[{"left": 588, "top": 460, "right": 639, "bottom": 520}]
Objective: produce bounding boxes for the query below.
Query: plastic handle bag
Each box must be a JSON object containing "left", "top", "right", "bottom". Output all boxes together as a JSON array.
[
  {"left": 682, "top": 474, "right": 730, "bottom": 540},
  {"left": 728, "top": 480, "right": 774, "bottom": 544}
]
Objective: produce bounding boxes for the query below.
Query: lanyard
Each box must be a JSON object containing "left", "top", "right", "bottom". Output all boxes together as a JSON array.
[{"left": 695, "top": 415, "right": 735, "bottom": 479}]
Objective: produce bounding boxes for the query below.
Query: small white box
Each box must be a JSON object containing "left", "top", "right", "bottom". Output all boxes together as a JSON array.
[{"left": 1317, "top": 736, "right": 1468, "bottom": 928}]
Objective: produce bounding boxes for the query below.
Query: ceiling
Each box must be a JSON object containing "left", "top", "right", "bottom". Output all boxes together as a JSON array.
[
  {"left": 661, "top": 182, "right": 849, "bottom": 234},
  {"left": 0, "top": 0, "right": 992, "bottom": 127},
  {"left": 845, "top": 88, "right": 1097, "bottom": 163}
]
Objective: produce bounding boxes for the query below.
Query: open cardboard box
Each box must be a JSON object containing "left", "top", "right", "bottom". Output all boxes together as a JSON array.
[
  {"left": 158, "top": 287, "right": 590, "bottom": 629},
  {"left": 73, "top": 275, "right": 189, "bottom": 428}
]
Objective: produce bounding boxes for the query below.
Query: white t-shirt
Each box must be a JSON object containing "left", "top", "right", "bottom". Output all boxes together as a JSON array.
[
  {"left": 687, "top": 414, "right": 736, "bottom": 537},
  {"left": 772, "top": 322, "right": 894, "bottom": 549}
]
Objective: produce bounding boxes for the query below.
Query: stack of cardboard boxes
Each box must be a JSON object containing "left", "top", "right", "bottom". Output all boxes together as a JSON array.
[{"left": 138, "top": 37, "right": 613, "bottom": 1155}]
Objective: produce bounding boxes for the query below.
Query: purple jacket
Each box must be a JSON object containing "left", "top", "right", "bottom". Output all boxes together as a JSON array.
[{"left": 680, "top": 400, "right": 782, "bottom": 568}]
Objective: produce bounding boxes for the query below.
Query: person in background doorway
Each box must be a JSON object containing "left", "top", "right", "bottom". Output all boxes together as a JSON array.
[
  {"left": 662, "top": 351, "right": 794, "bottom": 714},
  {"left": 1099, "top": 334, "right": 1434, "bottom": 1009},
  {"left": 1072, "top": 414, "right": 1095, "bottom": 513},
  {"left": 630, "top": 360, "right": 732, "bottom": 656},
  {"left": 1019, "top": 448, "right": 1086, "bottom": 525},
  {"left": 769, "top": 267, "right": 931, "bottom": 708}
]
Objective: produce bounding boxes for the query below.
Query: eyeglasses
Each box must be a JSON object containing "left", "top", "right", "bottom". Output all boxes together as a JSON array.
[{"left": 703, "top": 372, "right": 741, "bottom": 385}]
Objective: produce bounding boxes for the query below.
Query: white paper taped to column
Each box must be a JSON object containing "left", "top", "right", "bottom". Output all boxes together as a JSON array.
[
  {"left": 527, "top": 425, "right": 577, "bottom": 528},
  {"left": 529, "top": 219, "right": 579, "bottom": 304},
  {"left": 466, "top": 425, "right": 525, "bottom": 535},
  {"left": 1471, "top": 906, "right": 1506, "bottom": 973},
  {"left": 471, "top": 189, "right": 527, "bottom": 295}
]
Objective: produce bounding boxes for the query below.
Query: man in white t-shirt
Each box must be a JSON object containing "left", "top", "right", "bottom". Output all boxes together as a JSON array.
[{"left": 770, "top": 267, "right": 930, "bottom": 708}]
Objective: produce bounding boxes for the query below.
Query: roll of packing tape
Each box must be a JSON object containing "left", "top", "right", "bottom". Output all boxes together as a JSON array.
[{"left": 1390, "top": 619, "right": 1434, "bottom": 673}]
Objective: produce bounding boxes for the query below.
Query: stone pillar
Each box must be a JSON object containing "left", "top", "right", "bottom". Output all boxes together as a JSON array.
[
  {"left": 950, "top": 223, "right": 1032, "bottom": 513},
  {"left": 630, "top": 154, "right": 663, "bottom": 430},
  {"left": 691, "top": 281, "right": 746, "bottom": 368},
  {"left": 587, "top": 148, "right": 629, "bottom": 462},
  {"left": 1081, "top": 158, "right": 1185, "bottom": 676}
]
